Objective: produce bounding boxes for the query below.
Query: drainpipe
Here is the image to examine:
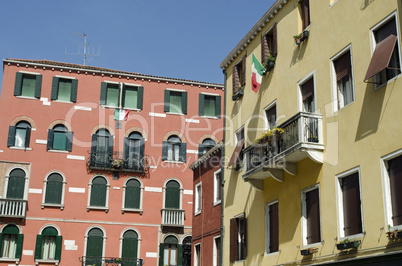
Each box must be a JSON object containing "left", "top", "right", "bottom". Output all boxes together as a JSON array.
[{"left": 220, "top": 69, "right": 227, "bottom": 266}]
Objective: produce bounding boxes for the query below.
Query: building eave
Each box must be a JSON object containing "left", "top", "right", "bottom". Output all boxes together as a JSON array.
[
  {"left": 219, "top": 0, "right": 289, "bottom": 70},
  {"left": 189, "top": 144, "right": 223, "bottom": 170}
]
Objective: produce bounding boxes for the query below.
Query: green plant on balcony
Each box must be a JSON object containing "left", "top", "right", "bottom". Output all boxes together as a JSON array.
[
  {"left": 254, "top": 127, "right": 284, "bottom": 144},
  {"left": 232, "top": 86, "right": 244, "bottom": 101},
  {"left": 294, "top": 30, "right": 309, "bottom": 45},
  {"left": 262, "top": 55, "right": 276, "bottom": 74},
  {"left": 336, "top": 239, "right": 360, "bottom": 250},
  {"left": 111, "top": 159, "right": 123, "bottom": 169}
]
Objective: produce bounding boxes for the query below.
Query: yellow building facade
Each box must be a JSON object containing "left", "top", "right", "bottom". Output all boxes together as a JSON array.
[{"left": 221, "top": 0, "right": 402, "bottom": 265}]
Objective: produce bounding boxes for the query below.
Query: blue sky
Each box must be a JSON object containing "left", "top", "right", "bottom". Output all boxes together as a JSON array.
[{"left": 0, "top": 0, "right": 275, "bottom": 88}]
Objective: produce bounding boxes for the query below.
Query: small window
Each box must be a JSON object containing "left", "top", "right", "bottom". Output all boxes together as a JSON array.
[
  {"left": 6, "top": 169, "right": 26, "bottom": 200},
  {"left": 227, "top": 128, "right": 245, "bottom": 169},
  {"left": 51, "top": 77, "right": 78, "bottom": 102},
  {"left": 44, "top": 173, "right": 63, "bottom": 206},
  {"left": 214, "top": 169, "right": 222, "bottom": 205},
  {"left": 162, "top": 135, "right": 186, "bottom": 162},
  {"left": 47, "top": 124, "right": 73, "bottom": 151},
  {"left": 122, "top": 230, "right": 138, "bottom": 261},
  {"left": 265, "top": 202, "right": 279, "bottom": 254},
  {"left": 14, "top": 72, "right": 42, "bottom": 98},
  {"left": 124, "top": 179, "right": 142, "bottom": 210},
  {"left": 337, "top": 170, "right": 363, "bottom": 238},
  {"left": 213, "top": 236, "right": 221, "bottom": 266},
  {"left": 199, "top": 94, "right": 221, "bottom": 117},
  {"left": 7, "top": 121, "right": 31, "bottom": 148},
  {"left": 300, "top": 77, "right": 315, "bottom": 113},
  {"left": 333, "top": 50, "right": 354, "bottom": 109},
  {"left": 100, "top": 82, "right": 143, "bottom": 110},
  {"left": 194, "top": 243, "right": 201, "bottom": 266},
  {"left": 164, "top": 90, "right": 188, "bottom": 114},
  {"left": 265, "top": 105, "right": 277, "bottom": 130},
  {"left": 198, "top": 138, "right": 216, "bottom": 157},
  {"left": 230, "top": 215, "right": 247, "bottom": 262},
  {"left": 300, "top": 0, "right": 310, "bottom": 29},
  {"left": 261, "top": 23, "right": 278, "bottom": 64},
  {"left": 123, "top": 132, "right": 145, "bottom": 171},
  {"left": 302, "top": 187, "right": 321, "bottom": 246},
  {"left": 165, "top": 180, "right": 181, "bottom": 209},
  {"left": 89, "top": 176, "right": 108, "bottom": 208},
  {"left": 384, "top": 154, "right": 402, "bottom": 228},
  {"left": 194, "top": 182, "right": 202, "bottom": 215},
  {"left": 34, "top": 227, "right": 62, "bottom": 261},
  {"left": 232, "top": 56, "right": 246, "bottom": 95}
]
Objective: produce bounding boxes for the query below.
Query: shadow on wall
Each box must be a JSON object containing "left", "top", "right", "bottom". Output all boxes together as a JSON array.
[
  {"left": 290, "top": 38, "right": 308, "bottom": 67},
  {"left": 360, "top": 0, "right": 376, "bottom": 10}
]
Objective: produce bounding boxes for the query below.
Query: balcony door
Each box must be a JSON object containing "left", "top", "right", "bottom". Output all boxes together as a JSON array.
[
  {"left": 86, "top": 228, "right": 103, "bottom": 266},
  {"left": 165, "top": 180, "right": 180, "bottom": 209},
  {"left": 91, "top": 129, "right": 113, "bottom": 168},
  {"left": 124, "top": 132, "right": 144, "bottom": 170},
  {"left": 6, "top": 169, "right": 25, "bottom": 199}
]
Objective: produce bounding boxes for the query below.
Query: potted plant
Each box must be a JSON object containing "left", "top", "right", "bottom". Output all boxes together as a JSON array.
[
  {"left": 308, "top": 135, "right": 318, "bottom": 143},
  {"left": 232, "top": 86, "right": 244, "bottom": 101},
  {"left": 300, "top": 247, "right": 316, "bottom": 256},
  {"left": 254, "top": 127, "right": 284, "bottom": 144},
  {"left": 336, "top": 239, "right": 360, "bottom": 250},
  {"left": 111, "top": 159, "right": 123, "bottom": 169},
  {"left": 263, "top": 55, "right": 276, "bottom": 74},
  {"left": 294, "top": 30, "right": 309, "bottom": 45}
]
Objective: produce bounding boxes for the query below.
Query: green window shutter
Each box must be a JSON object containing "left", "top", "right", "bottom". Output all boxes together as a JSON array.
[
  {"left": 51, "top": 77, "right": 59, "bottom": 100},
  {"left": 177, "top": 244, "right": 183, "bottom": 266},
  {"left": 159, "top": 244, "right": 164, "bottom": 266},
  {"left": 125, "top": 185, "right": 140, "bottom": 209},
  {"left": 100, "top": 82, "right": 107, "bottom": 105},
  {"left": 162, "top": 141, "right": 168, "bottom": 160},
  {"left": 91, "top": 184, "right": 106, "bottom": 207},
  {"left": 25, "top": 127, "right": 31, "bottom": 148},
  {"left": 198, "top": 144, "right": 205, "bottom": 158},
  {"left": 91, "top": 135, "right": 97, "bottom": 154},
  {"left": 66, "top": 131, "right": 73, "bottom": 152},
  {"left": 122, "top": 237, "right": 138, "bottom": 259},
  {"left": 108, "top": 136, "right": 114, "bottom": 167},
  {"left": 70, "top": 79, "right": 78, "bottom": 102},
  {"left": 7, "top": 175, "right": 25, "bottom": 199},
  {"left": 45, "top": 177, "right": 62, "bottom": 204},
  {"left": 123, "top": 137, "right": 129, "bottom": 163},
  {"left": 7, "top": 126, "right": 16, "bottom": 147},
  {"left": 14, "top": 73, "right": 23, "bottom": 96},
  {"left": 216, "top": 95, "right": 221, "bottom": 117},
  {"left": 139, "top": 138, "right": 145, "bottom": 169},
  {"left": 34, "top": 234, "right": 42, "bottom": 259},
  {"left": 0, "top": 233, "right": 2, "bottom": 254},
  {"left": 164, "top": 90, "right": 170, "bottom": 112},
  {"left": 199, "top": 94, "right": 204, "bottom": 116},
  {"left": 180, "top": 142, "right": 187, "bottom": 163},
  {"left": 121, "top": 84, "right": 127, "bottom": 107},
  {"left": 165, "top": 187, "right": 180, "bottom": 209},
  {"left": 15, "top": 234, "right": 23, "bottom": 259},
  {"left": 137, "top": 86, "right": 144, "bottom": 110},
  {"left": 34, "top": 75, "right": 42, "bottom": 98},
  {"left": 182, "top": 91, "right": 188, "bottom": 114},
  {"left": 86, "top": 236, "right": 103, "bottom": 257},
  {"left": 47, "top": 129, "right": 54, "bottom": 150},
  {"left": 55, "top": 236, "right": 62, "bottom": 260}
]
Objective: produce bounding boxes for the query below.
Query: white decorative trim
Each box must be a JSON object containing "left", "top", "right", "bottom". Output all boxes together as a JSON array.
[
  {"left": 69, "top": 187, "right": 85, "bottom": 193},
  {"left": 146, "top": 252, "right": 157, "bottom": 258},
  {"left": 186, "top": 150, "right": 198, "bottom": 154},
  {"left": 29, "top": 188, "right": 42, "bottom": 194},
  {"left": 185, "top": 119, "right": 200, "bottom": 123},
  {"left": 183, "top": 190, "right": 193, "bottom": 195},
  {"left": 149, "top": 112, "right": 166, "bottom": 118},
  {"left": 167, "top": 88, "right": 186, "bottom": 92},
  {"left": 19, "top": 70, "right": 40, "bottom": 75},
  {"left": 10, "top": 147, "right": 32, "bottom": 151},
  {"left": 149, "top": 165, "right": 157, "bottom": 169},
  {"left": 74, "top": 106, "right": 92, "bottom": 111},
  {"left": 200, "top": 92, "right": 220, "bottom": 96},
  {"left": 113, "top": 187, "right": 120, "bottom": 190},
  {"left": 23, "top": 250, "right": 34, "bottom": 256},
  {"left": 67, "top": 155, "right": 85, "bottom": 160},
  {"left": 56, "top": 75, "right": 75, "bottom": 79},
  {"left": 144, "top": 187, "right": 162, "bottom": 193},
  {"left": 36, "top": 139, "right": 47, "bottom": 144}
]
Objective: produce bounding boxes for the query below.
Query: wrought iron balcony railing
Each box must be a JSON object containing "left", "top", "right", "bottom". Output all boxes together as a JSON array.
[
  {"left": 87, "top": 151, "right": 149, "bottom": 174},
  {"left": 80, "top": 256, "right": 144, "bottom": 266},
  {"left": 0, "top": 198, "right": 27, "bottom": 218},
  {"left": 243, "top": 112, "right": 324, "bottom": 181},
  {"left": 161, "top": 208, "right": 185, "bottom": 227}
]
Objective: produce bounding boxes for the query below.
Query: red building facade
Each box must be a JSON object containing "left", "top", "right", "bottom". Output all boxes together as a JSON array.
[
  {"left": 0, "top": 59, "right": 223, "bottom": 266},
  {"left": 189, "top": 144, "right": 222, "bottom": 266}
]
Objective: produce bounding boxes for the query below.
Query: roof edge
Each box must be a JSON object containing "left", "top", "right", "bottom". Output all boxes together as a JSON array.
[{"left": 189, "top": 143, "right": 223, "bottom": 170}]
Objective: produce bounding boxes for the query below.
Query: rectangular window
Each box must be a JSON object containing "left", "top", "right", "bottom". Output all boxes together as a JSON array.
[
  {"left": 194, "top": 243, "right": 201, "bottom": 266},
  {"left": 337, "top": 169, "right": 363, "bottom": 238},
  {"left": 300, "top": 0, "right": 310, "bottom": 29},
  {"left": 265, "top": 201, "right": 279, "bottom": 254},
  {"left": 14, "top": 72, "right": 42, "bottom": 98},
  {"left": 300, "top": 77, "right": 315, "bottom": 113},
  {"left": 302, "top": 186, "right": 321, "bottom": 246},
  {"left": 383, "top": 153, "right": 402, "bottom": 228},
  {"left": 199, "top": 94, "right": 221, "bottom": 117},
  {"left": 164, "top": 90, "right": 187, "bottom": 114},
  {"left": 100, "top": 82, "right": 143, "bottom": 110},
  {"left": 228, "top": 127, "right": 245, "bottom": 169},
  {"left": 51, "top": 77, "right": 78, "bottom": 102},
  {"left": 332, "top": 49, "right": 354, "bottom": 109},
  {"left": 230, "top": 215, "right": 247, "bottom": 262},
  {"left": 214, "top": 169, "right": 222, "bottom": 205},
  {"left": 265, "top": 104, "right": 277, "bottom": 130},
  {"left": 261, "top": 23, "right": 278, "bottom": 64},
  {"left": 232, "top": 56, "right": 246, "bottom": 95},
  {"left": 195, "top": 182, "right": 202, "bottom": 215},
  {"left": 213, "top": 236, "right": 221, "bottom": 266}
]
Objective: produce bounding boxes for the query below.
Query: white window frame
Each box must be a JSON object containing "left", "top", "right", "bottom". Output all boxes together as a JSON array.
[
  {"left": 87, "top": 175, "right": 110, "bottom": 212},
  {"left": 83, "top": 226, "right": 106, "bottom": 259},
  {"left": 41, "top": 171, "right": 66, "bottom": 210},
  {"left": 121, "top": 178, "right": 144, "bottom": 214},
  {"left": 370, "top": 11, "right": 402, "bottom": 90},
  {"left": 265, "top": 200, "right": 279, "bottom": 256},
  {"left": 35, "top": 224, "right": 61, "bottom": 264},
  {"left": 297, "top": 70, "right": 316, "bottom": 113},
  {"left": 330, "top": 45, "right": 355, "bottom": 112},
  {"left": 102, "top": 81, "right": 142, "bottom": 111},
  {"left": 263, "top": 100, "right": 277, "bottom": 131},
  {"left": 213, "top": 169, "right": 222, "bottom": 206},
  {"left": 4, "top": 167, "right": 30, "bottom": 200},
  {"left": 119, "top": 228, "right": 141, "bottom": 260},
  {"left": 194, "top": 242, "right": 201, "bottom": 266},
  {"left": 234, "top": 126, "right": 245, "bottom": 171},
  {"left": 301, "top": 184, "right": 322, "bottom": 248},
  {"left": 162, "top": 178, "right": 183, "bottom": 210},
  {"left": 381, "top": 149, "right": 402, "bottom": 231},
  {"left": 213, "top": 235, "right": 221, "bottom": 266},
  {"left": 336, "top": 167, "right": 364, "bottom": 240},
  {"left": 194, "top": 182, "right": 202, "bottom": 216}
]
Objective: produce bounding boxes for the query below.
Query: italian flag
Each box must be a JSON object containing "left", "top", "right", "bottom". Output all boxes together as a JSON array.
[
  {"left": 114, "top": 109, "right": 129, "bottom": 121},
  {"left": 251, "top": 53, "right": 265, "bottom": 93}
]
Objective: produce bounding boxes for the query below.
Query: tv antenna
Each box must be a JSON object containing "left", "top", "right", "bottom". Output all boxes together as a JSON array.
[{"left": 65, "top": 32, "right": 100, "bottom": 65}]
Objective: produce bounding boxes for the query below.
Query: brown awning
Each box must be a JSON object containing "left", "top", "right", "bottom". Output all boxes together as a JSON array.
[
  {"left": 301, "top": 78, "right": 314, "bottom": 101},
  {"left": 227, "top": 139, "right": 245, "bottom": 168},
  {"left": 364, "top": 34, "right": 397, "bottom": 82}
]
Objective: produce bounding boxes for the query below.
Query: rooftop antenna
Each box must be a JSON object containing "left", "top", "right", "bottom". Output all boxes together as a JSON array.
[{"left": 65, "top": 32, "right": 100, "bottom": 65}]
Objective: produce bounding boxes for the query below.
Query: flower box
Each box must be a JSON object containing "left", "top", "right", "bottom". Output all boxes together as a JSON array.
[
  {"left": 336, "top": 240, "right": 360, "bottom": 250},
  {"left": 232, "top": 87, "right": 244, "bottom": 101},
  {"left": 294, "top": 30, "right": 309, "bottom": 45},
  {"left": 262, "top": 56, "right": 276, "bottom": 74},
  {"left": 387, "top": 230, "right": 402, "bottom": 240},
  {"left": 300, "top": 247, "right": 317, "bottom": 256}
]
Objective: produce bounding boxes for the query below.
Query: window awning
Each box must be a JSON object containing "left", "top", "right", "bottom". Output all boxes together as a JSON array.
[
  {"left": 364, "top": 34, "right": 398, "bottom": 82},
  {"left": 227, "top": 139, "right": 245, "bottom": 168}
]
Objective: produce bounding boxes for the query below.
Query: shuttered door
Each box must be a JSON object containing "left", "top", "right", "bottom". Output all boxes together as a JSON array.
[
  {"left": 86, "top": 230, "right": 103, "bottom": 266},
  {"left": 269, "top": 203, "right": 279, "bottom": 253},
  {"left": 90, "top": 177, "right": 107, "bottom": 207},
  {"left": 165, "top": 181, "right": 180, "bottom": 209},
  {"left": 389, "top": 155, "right": 402, "bottom": 225},
  {"left": 306, "top": 188, "right": 321, "bottom": 244},
  {"left": 7, "top": 169, "right": 25, "bottom": 199},
  {"left": 122, "top": 231, "right": 138, "bottom": 259},
  {"left": 45, "top": 174, "right": 63, "bottom": 204},
  {"left": 341, "top": 173, "right": 363, "bottom": 236},
  {"left": 125, "top": 179, "right": 141, "bottom": 209},
  {"left": 230, "top": 218, "right": 239, "bottom": 262},
  {"left": 301, "top": 0, "right": 310, "bottom": 29}
]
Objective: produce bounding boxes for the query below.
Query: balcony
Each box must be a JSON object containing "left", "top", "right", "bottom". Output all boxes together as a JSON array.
[
  {"left": 243, "top": 112, "right": 324, "bottom": 188},
  {"left": 87, "top": 151, "right": 149, "bottom": 175},
  {"left": 0, "top": 199, "right": 27, "bottom": 219},
  {"left": 161, "top": 208, "right": 185, "bottom": 227},
  {"left": 80, "top": 256, "right": 144, "bottom": 266}
]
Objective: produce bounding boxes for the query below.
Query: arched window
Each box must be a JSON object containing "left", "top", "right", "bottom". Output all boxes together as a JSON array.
[
  {"left": 165, "top": 180, "right": 180, "bottom": 209},
  {"left": 44, "top": 173, "right": 63, "bottom": 206},
  {"left": 162, "top": 135, "right": 186, "bottom": 162},
  {"left": 124, "top": 179, "right": 142, "bottom": 211},
  {"left": 0, "top": 225, "right": 23, "bottom": 259},
  {"left": 122, "top": 230, "right": 138, "bottom": 260},
  {"left": 124, "top": 132, "right": 145, "bottom": 171},
  {"left": 34, "top": 226, "right": 62, "bottom": 261},
  {"left": 47, "top": 124, "right": 73, "bottom": 151},
  {"left": 86, "top": 228, "right": 104, "bottom": 266},
  {"left": 89, "top": 176, "right": 108, "bottom": 208},
  {"left": 159, "top": 236, "right": 182, "bottom": 266},
  {"left": 6, "top": 169, "right": 26, "bottom": 199},
  {"left": 198, "top": 138, "right": 216, "bottom": 157},
  {"left": 7, "top": 121, "right": 31, "bottom": 148},
  {"left": 90, "top": 129, "right": 113, "bottom": 168}
]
